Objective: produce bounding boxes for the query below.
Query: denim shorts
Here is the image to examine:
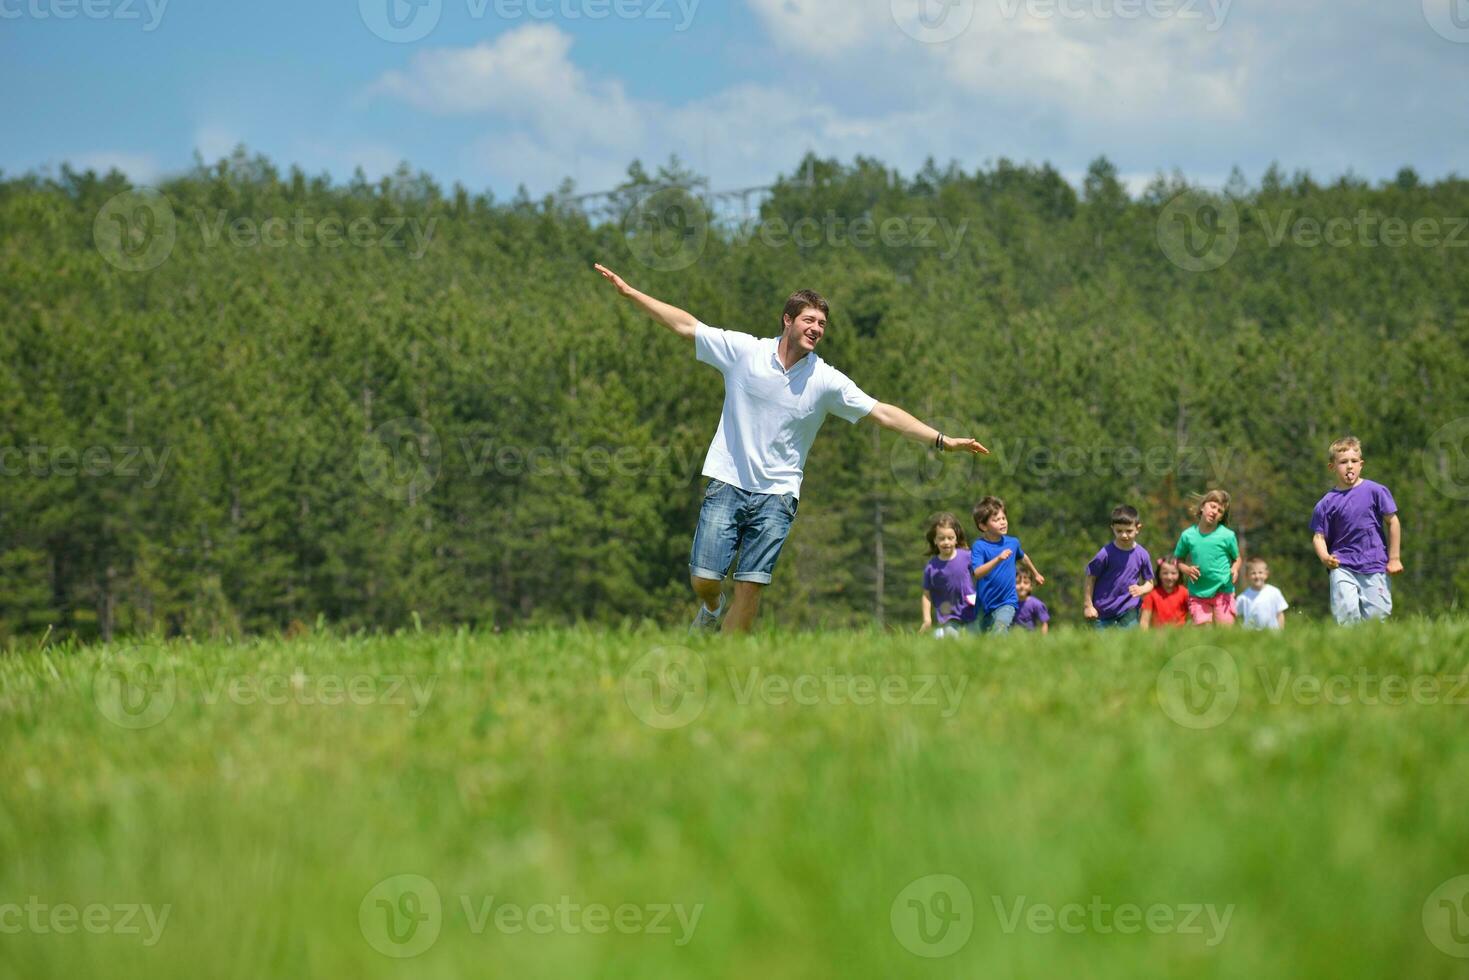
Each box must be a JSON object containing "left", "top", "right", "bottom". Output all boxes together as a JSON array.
[
  {"left": 1094, "top": 607, "right": 1140, "bottom": 630},
  {"left": 689, "top": 478, "right": 799, "bottom": 586},
  {"left": 966, "top": 604, "right": 1017, "bottom": 634}
]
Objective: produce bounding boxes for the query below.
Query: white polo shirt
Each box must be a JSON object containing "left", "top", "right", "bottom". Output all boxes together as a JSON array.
[{"left": 695, "top": 323, "right": 877, "bottom": 498}]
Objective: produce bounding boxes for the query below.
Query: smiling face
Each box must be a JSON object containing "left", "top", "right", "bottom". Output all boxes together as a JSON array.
[
  {"left": 933, "top": 524, "right": 958, "bottom": 559},
  {"left": 1016, "top": 574, "right": 1032, "bottom": 600},
  {"left": 1247, "top": 562, "right": 1270, "bottom": 590},
  {"left": 1332, "top": 448, "right": 1364, "bottom": 489},
  {"left": 980, "top": 510, "right": 1008, "bottom": 539},
  {"left": 783, "top": 305, "right": 826, "bottom": 354},
  {"left": 1157, "top": 561, "right": 1180, "bottom": 590}
]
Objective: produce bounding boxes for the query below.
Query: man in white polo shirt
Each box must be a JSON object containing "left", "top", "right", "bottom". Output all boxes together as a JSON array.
[{"left": 595, "top": 263, "right": 989, "bottom": 633}]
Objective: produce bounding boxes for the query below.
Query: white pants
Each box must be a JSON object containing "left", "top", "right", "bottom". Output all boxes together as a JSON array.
[{"left": 1330, "top": 568, "right": 1392, "bottom": 625}]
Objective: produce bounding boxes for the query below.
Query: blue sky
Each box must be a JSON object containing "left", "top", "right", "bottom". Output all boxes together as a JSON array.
[{"left": 4, "top": 0, "right": 1467, "bottom": 198}]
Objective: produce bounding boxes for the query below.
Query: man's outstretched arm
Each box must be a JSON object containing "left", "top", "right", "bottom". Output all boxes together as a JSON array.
[
  {"left": 866, "top": 402, "right": 989, "bottom": 455},
  {"left": 595, "top": 264, "right": 697, "bottom": 341}
]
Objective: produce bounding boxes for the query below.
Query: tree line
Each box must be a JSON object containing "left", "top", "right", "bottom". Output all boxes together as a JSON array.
[{"left": 1, "top": 148, "right": 1466, "bottom": 640}]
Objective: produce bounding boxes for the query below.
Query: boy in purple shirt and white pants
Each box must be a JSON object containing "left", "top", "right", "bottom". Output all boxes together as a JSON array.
[
  {"left": 1310, "top": 436, "right": 1404, "bottom": 625},
  {"left": 1084, "top": 505, "right": 1155, "bottom": 629}
]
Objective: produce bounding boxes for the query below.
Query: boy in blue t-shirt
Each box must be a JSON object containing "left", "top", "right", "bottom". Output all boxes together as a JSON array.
[{"left": 968, "top": 496, "right": 1046, "bottom": 633}]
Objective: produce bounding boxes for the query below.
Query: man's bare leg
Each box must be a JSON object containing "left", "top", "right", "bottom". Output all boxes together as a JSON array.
[
  {"left": 722, "top": 581, "right": 764, "bottom": 634},
  {"left": 691, "top": 575, "right": 723, "bottom": 612}
]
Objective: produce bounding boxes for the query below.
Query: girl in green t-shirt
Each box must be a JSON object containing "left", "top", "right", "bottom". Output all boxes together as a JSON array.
[{"left": 1174, "top": 490, "right": 1242, "bottom": 626}]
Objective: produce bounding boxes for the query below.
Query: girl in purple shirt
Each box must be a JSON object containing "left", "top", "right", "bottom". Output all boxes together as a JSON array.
[{"left": 921, "top": 513, "right": 976, "bottom": 638}]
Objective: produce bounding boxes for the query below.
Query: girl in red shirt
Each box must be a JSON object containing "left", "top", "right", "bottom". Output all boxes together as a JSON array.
[{"left": 1141, "top": 555, "right": 1189, "bottom": 628}]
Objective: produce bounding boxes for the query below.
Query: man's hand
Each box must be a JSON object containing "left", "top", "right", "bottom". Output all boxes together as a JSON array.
[
  {"left": 594, "top": 263, "right": 635, "bottom": 297},
  {"left": 1322, "top": 554, "right": 1341, "bottom": 570},
  {"left": 1084, "top": 603, "right": 1099, "bottom": 620},
  {"left": 1387, "top": 558, "right": 1404, "bottom": 575},
  {"left": 940, "top": 436, "right": 990, "bottom": 455},
  {"left": 1178, "top": 562, "right": 1201, "bottom": 582}
]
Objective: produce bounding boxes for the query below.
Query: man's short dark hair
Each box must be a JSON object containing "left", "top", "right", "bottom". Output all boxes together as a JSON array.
[
  {"left": 783, "top": 289, "right": 829, "bottom": 327},
  {"left": 1110, "top": 504, "right": 1140, "bottom": 526}
]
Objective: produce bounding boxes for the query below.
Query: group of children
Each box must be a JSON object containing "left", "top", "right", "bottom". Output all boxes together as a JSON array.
[{"left": 920, "top": 436, "right": 1403, "bottom": 634}]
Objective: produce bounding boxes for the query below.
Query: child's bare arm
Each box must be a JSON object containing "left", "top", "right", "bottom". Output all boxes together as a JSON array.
[
  {"left": 1022, "top": 554, "right": 1046, "bottom": 585},
  {"left": 920, "top": 594, "right": 933, "bottom": 630},
  {"left": 972, "top": 550, "right": 1011, "bottom": 581},
  {"left": 1386, "top": 513, "right": 1403, "bottom": 574},
  {"left": 1313, "top": 532, "right": 1339, "bottom": 568},
  {"left": 1083, "top": 575, "right": 1099, "bottom": 619}
]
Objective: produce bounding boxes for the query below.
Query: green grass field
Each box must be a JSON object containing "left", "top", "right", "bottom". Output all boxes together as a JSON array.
[{"left": 4, "top": 621, "right": 1469, "bottom": 978}]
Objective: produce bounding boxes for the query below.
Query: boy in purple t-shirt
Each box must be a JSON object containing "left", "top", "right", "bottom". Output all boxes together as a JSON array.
[
  {"left": 920, "top": 513, "right": 976, "bottom": 638},
  {"left": 1083, "top": 505, "right": 1155, "bottom": 629},
  {"left": 1310, "top": 436, "right": 1403, "bottom": 625},
  {"left": 1014, "top": 570, "right": 1050, "bottom": 634}
]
